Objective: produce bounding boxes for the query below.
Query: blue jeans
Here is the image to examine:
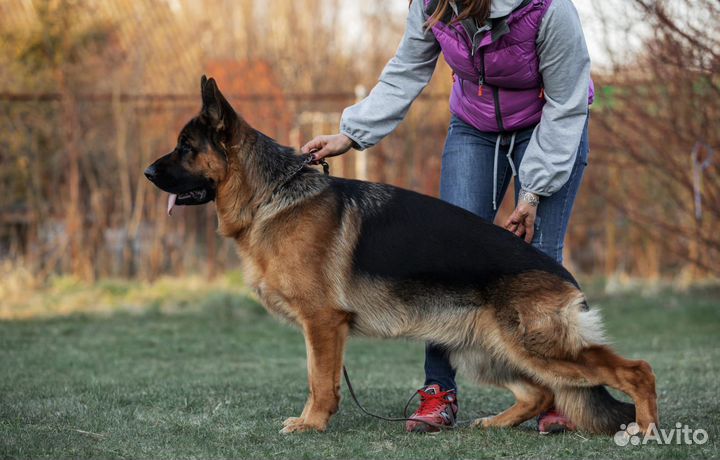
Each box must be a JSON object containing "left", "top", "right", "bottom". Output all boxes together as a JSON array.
[{"left": 424, "top": 114, "right": 590, "bottom": 392}]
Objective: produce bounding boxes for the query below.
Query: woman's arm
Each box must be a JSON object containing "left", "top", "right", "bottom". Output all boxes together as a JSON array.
[
  {"left": 505, "top": 0, "right": 591, "bottom": 242},
  {"left": 518, "top": 0, "right": 591, "bottom": 197},
  {"left": 303, "top": 0, "right": 441, "bottom": 158}
]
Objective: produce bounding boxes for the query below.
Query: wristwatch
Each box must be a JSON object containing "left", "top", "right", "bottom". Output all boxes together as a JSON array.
[{"left": 519, "top": 189, "right": 540, "bottom": 207}]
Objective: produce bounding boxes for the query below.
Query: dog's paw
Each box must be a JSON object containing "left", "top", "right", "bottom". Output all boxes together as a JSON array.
[
  {"left": 282, "top": 417, "right": 303, "bottom": 428},
  {"left": 471, "top": 417, "right": 492, "bottom": 429},
  {"left": 279, "top": 417, "right": 326, "bottom": 434}
]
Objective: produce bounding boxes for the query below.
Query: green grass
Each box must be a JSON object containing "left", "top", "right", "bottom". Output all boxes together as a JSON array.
[{"left": 1, "top": 281, "right": 719, "bottom": 459}]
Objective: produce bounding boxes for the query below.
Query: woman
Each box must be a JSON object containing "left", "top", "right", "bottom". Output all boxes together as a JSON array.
[{"left": 302, "top": 0, "right": 592, "bottom": 434}]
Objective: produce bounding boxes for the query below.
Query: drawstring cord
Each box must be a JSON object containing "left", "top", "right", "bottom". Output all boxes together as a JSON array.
[{"left": 492, "top": 131, "right": 518, "bottom": 210}]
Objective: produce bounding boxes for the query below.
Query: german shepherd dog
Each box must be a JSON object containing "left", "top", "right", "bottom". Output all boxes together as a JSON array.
[{"left": 144, "top": 76, "right": 658, "bottom": 435}]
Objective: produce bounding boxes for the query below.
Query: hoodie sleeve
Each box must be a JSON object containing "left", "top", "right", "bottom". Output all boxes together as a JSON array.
[
  {"left": 518, "top": 0, "right": 591, "bottom": 196},
  {"left": 339, "top": 0, "right": 441, "bottom": 150}
]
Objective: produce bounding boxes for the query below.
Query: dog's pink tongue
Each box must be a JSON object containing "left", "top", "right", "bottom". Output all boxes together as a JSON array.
[{"left": 167, "top": 193, "right": 177, "bottom": 216}]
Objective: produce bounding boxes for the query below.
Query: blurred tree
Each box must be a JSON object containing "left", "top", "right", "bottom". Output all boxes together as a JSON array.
[
  {"left": 587, "top": 0, "right": 719, "bottom": 277},
  {"left": 10, "top": 0, "right": 118, "bottom": 280},
  {"left": 0, "top": 0, "right": 716, "bottom": 282}
]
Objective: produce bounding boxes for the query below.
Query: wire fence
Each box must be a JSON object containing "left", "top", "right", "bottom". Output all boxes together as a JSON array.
[
  {"left": 1, "top": 84, "right": 717, "bottom": 281},
  {"left": 0, "top": 89, "right": 455, "bottom": 280}
]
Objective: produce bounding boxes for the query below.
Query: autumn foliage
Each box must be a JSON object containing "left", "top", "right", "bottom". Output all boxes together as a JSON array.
[{"left": 0, "top": 0, "right": 717, "bottom": 282}]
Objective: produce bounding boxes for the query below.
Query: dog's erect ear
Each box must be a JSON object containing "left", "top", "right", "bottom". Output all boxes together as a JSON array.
[{"left": 200, "top": 76, "right": 235, "bottom": 131}]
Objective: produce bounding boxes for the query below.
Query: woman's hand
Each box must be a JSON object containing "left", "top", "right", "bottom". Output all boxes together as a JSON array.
[
  {"left": 504, "top": 193, "right": 539, "bottom": 244},
  {"left": 301, "top": 134, "right": 353, "bottom": 161}
]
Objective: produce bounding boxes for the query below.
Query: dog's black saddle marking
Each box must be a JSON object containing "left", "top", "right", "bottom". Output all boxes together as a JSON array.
[{"left": 350, "top": 185, "right": 578, "bottom": 290}]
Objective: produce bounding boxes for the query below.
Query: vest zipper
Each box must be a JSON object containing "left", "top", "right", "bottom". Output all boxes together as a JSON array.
[
  {"left": 493, "top": 87, "right": 505, "bottom": 132},
  {"left": 470, "top": 25, "right": 485, "bottom": 96},
  {"left": 477, "top": 47, "right": 485, "bottom": 96},
  {"left": 477, "top": 38, "right": 504, "bottom": 131},
  {"left": 464, "top": 18, "right": 500, "bottom": 121}
]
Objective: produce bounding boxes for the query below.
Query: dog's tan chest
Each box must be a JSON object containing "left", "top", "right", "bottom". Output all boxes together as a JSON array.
[{"left": 240, "top": 255, "right": 301, "bottom": 325}]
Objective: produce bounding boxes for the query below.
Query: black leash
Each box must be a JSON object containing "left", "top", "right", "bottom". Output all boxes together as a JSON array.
[
  {"left": 278, "top": 152, "right": 330, "bottom": 190},
  {"left": 314, "top": 157, "right": 331, "bottom": 176},
  {"left": 300, "top": 151, "right": 330, "bottom": 176},
  {"left": 307, "top": 152, "right": 330, "bottom": 176},
  {"left": 342, "top": 366, "right": 459, "bottom": 431}
]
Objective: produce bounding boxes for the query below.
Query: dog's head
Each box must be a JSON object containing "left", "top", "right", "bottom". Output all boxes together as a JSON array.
[{"left": 144, "top": 75, "right": 237, "bottom": 215}]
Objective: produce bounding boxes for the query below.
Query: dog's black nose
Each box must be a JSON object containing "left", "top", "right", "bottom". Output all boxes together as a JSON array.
[{"left": 144, "top": 165, "right": 157, "bottom": 180}]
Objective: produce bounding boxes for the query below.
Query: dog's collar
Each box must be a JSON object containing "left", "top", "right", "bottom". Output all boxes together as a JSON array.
[{"left": 276, "top": 153, "right": 330, "bottom": 190}]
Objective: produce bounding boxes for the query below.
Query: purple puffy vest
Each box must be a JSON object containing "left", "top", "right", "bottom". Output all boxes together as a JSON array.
[{"left": 424, "top": 0, "right": 594, "bottom": 132}]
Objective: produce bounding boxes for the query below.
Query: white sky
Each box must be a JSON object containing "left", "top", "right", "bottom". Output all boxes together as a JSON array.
[
  {"left": 574, "top": 0, "right": 612, "bottom": 66},
  {"left": 573, "top": 0, "right": 647, "bottom": 69}
]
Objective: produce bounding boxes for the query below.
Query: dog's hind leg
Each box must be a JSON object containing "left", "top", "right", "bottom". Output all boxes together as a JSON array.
[
  {"left": 450, "top": 348, "right": 553, "bottom": 429},
  {"left": 473, "top": 379, "right": 554, "bottom": 429},
  {"left": 491, "top": 275, "right": 655, "bottom": 433},
  {"left": 523, "top": 345, "right": 657, "bottom": 434},
  {"left": 281, "top": 309, "right": 350, "bottom": 434}
]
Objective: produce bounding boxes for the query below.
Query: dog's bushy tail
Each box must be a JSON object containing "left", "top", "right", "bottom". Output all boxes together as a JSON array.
[{"left": 554, "top": 386, "right": 635, "bottom": 434}]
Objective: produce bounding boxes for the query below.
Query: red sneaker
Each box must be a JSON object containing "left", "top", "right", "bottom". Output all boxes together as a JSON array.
[
  {"left": 405, "top": 384, "right": 458, "bottom": 433},
  {"left": 538, "top": 409, "right": 576, "bottom": 434}
]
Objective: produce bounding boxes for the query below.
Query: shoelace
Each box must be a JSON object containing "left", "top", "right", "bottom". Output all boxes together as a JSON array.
[
  {"left": 343, "top": 366, "right": 496, "bottom": 430},
  {"left": 413, "top": 389, "right": 456, "bottom": 417}
]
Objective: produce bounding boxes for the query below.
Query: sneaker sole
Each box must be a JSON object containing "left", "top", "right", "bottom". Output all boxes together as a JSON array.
[
  {"left": 538, "top": 422, "right": 569, "bottom": 435},
  {"left": 410, "top": 427, "right": 448, "bottom": 434},
  {"left": 408, "top": 423, "right": 455, "bottom": 434}
]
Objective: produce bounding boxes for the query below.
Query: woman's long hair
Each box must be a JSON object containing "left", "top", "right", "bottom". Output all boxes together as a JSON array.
[{"left": 424, "top": 0, "right": 492, "bottom": 28}]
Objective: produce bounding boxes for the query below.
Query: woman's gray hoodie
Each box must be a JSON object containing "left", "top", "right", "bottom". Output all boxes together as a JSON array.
[{"left": 340, "top": 0, "right": 592, "bottom": 197}]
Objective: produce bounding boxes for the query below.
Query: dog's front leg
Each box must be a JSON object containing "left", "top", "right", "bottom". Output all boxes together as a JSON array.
[{"left": 281, "top": 311, "right": 349, "bottom": 434}]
